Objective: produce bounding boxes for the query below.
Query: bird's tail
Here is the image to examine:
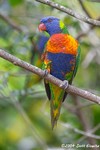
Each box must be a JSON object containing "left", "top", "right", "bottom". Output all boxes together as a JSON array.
[
  {"left": 49, "top": 84, "right": 65, "bottom": 129},
  {"left": 50, "top": 98, "right": 62, "bottom": 129}
]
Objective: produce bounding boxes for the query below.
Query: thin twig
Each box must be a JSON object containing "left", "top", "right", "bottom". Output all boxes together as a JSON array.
[
  {"left": 0, "top": 49, "right": 100, "bottom": 104},
  {"left": 12, "top": 100, "right": 47, "bottom": 149},
  {"left": 86, "top": 0, "right": 100, "bottom": 2},
  {"left": 63, "top": 101, "right": 95, "bottom": 114},
  {"left": 73, "top": 96, "right": 97, "bottom": 146},
  {"left": 61, "top": 123, "right": 100, "bottom": 140},
  {"left": 77, "top": 124, "right": 100, "bottom": 144},
  {"left": 79, "top": 0, "right": 91, "bottom": 18},
  {"left": 0, "top": 13, "right": 23, "bottom": 32},
  {"left": 35, "top": 0, "right": 100, "bottom": 26},
  {"left": 63, "top": 103, "right": 77, "bottom": 114},
  {"left": 76, "top": 16, "right": 100, "bottom": 40}
]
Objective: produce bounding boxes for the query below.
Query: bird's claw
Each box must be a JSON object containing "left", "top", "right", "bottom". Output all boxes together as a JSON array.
[
  {"left": 60, "top": 80, "right": 69, "bottom": 90},
  {"left": 42, "top": 70, "right": 49, "bottom": 78}
]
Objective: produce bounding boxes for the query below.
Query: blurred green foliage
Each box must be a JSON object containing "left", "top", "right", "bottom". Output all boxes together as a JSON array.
[
  {"left": 0, "top": 0, "right": 100, "bottom": 150},
  {"left": 8, "top": 0, "right": 24, "bottom": 6}
]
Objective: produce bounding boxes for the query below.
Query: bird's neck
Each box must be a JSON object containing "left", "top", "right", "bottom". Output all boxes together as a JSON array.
[
  {"left": 49, "top": 26, "right": 69, "bottom": 36},
  {"left": 49, "top": 30, "right": 61, "bottom": 36},
  {"left": 62, "top": 26, "right": 69, "bottom": 34}
]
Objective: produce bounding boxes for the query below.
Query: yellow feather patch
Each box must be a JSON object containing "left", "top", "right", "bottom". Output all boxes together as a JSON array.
[
  {"left": 50, "top": 84, "right": 63, "bottom": 102},
  {"left": 53, "top": 109, "right": 59, "bottom": 118},
  {"left": 50, "top": 83, "right": 64, "bottom": 129},
  {"left": 59, "top": 20, "right": 65, "bottom": 29}
]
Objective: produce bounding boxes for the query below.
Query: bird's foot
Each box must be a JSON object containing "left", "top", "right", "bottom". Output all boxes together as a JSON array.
[
  {"left": 42, "top": 70, "right": 49, "bottom": 78},
  {"left": 60, "top": 80, "right": 69, "bottom": 90}
]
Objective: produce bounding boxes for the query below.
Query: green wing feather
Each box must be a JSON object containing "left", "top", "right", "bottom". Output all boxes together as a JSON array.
[
  {"left": 65, "top": 45, "right": 81, "bottom": 84},
  {"left": 42, "top": 55, "right": 52, "bottom": 100},
  {"left": 73, "top": 45, "right": 81, "bottom": 78}
]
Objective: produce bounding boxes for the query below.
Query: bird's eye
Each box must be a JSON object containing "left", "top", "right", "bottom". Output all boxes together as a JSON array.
[{"left": 47, "top": 18, "right": 52, "bottom": 22}]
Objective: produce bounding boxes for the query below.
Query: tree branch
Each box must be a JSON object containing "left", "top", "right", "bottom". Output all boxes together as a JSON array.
[
  {"left": 73, "top": 95, "right": 97, "bottom": 146},
  {"left": 79, "top": 0, "right": 91, "bottom": 18},
  {"left": 61, "top": 123, "right": 100, "bottom": 140},
  {"left": 77, "top": 124, "right": 100, "bottom": 143},
  {"left": 35, "top": 0, "right": 100, "bottom": 26},
  {"left": 0, "top": 13, "right": 23, "bottom": 32},
  {"left": 0, "top": 49, "right": 100, "bottom": 104},
  {"left": 76, "top": 16, "right": 100, "bottom": 40}
]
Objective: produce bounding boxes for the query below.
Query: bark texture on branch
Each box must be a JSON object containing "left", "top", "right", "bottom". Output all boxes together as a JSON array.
[
  {"left": 0, "top": 13, "right": 23, "bottom": 32},
  {"left": 35, "top": 0, "right": 100, "bottom": 26}
]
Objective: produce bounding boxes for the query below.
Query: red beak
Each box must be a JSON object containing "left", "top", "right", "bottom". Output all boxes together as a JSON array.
[{"left": 38, "top": 23, "right": 46, "bottom": 31}]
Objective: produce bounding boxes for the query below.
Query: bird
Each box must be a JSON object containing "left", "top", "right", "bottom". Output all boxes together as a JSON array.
[{"left": 38, "top": 16, "right": 81, "bottom": 129}]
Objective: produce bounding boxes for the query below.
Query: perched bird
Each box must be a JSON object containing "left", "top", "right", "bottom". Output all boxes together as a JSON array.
[{"left": 38, "top": 16, "right": 81, "bottom": 129}]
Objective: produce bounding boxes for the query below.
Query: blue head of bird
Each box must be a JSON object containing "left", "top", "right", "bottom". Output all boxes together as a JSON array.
[{"left": 38, "top": 16, "right": 67, "bottom": 36}]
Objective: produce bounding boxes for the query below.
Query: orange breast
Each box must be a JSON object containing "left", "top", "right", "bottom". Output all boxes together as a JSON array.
[{"left": 46, "top": 33, "right": 78, "bottom": 55}]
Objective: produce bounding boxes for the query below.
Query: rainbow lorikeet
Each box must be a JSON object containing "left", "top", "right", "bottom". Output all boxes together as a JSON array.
[{"left": 38, "top": 16, "right": 81, "bottom": 129}]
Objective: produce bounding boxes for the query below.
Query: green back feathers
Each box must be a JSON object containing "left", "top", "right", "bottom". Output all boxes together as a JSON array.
[
  {"left": 73, "top": 45, "right": 81, "bottom": 78},
  {"left": 59, "top": 20, "right": 69, "bottom": 34},
  {"left": 65, "top": 45, "right": 81, "bottom": 84}
]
